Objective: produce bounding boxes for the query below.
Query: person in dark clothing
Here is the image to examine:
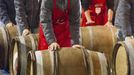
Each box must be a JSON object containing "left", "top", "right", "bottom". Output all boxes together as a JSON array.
[
  {"left": 114, "top": 0, "right": 119, "bottom": 11},
  {"left": 115, "top": 0, "right": 134, "bottom": 40},
  {"left": 0, "top": 0, "right": 16, "bottom": 27},
  {"left": 81, "top": 0, "right": 114, "bottom": 26},
  {"left": 14, "top": 0, "right": 42, "bottom": 35},
  {"left": 112, "top": 0, "right": 119, "bottom": 24}
]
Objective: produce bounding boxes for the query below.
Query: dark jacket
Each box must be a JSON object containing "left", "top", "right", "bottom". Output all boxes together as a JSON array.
[
  {"left": 0, "top": 0, "right": 16, "bottom": 25},
  {"left": 112, "top": 0, "right": 119, "bottom": 24},
  {"left": 115, "top": 0, "right": 134, "bottom": 38},
  {"left": 114, "top": 0, "right": 119, "bottom": 12},
  {"left": 40, "top": 0, "right": 80, "bottom": 45},
  {"left": 14, "top": 0, "right": 41, "bottom": 33}
]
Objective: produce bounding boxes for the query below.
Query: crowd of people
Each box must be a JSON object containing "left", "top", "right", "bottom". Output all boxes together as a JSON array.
[{"left": 0, "top": 0, "right": 134, "bottom": 60}]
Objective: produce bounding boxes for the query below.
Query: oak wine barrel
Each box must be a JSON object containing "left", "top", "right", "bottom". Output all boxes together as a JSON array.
[
  {"left": 0, "top": 26, "right": 21, "bottom": 70},
  {"left": 9, "top": 34, "right": 39, "bottom": 75},
  {"left": 27, "top": 47, "right": 109, "bottom": 75},
  {"left": 80, "top": 26, "right": 117, "bottom": 62},
  {"left": 112, "top": 39, "right": 134, "bottom": 75},
  {"left": 0, "top": 27, "right": 9, "bottom": 69}
]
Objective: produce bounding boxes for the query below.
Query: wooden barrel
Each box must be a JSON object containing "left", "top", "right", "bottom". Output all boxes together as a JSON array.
[
  {"left": 80, "top": 26, "right": 117, "bottom": 62},
  {"left": 0, "top": 27, "right": 9, "bottom": 69},
  {"left": 112, "top": 39, "right": 134, "bottom": 75},
  {"left": 0, "top": 26, "right": 21, "bottom": 70},
  {"left": 9, "top": 34, "right": 39, "bottom": 75},
  {"left": 27, "top": 48, "right": 109, "bottom": 75}
]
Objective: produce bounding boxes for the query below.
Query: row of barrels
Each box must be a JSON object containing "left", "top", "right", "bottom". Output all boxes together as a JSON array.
[
  {"left": 26, "top": 39, "right": 134, "bottom": 75},
  {"left": 0, "top": 25, "right": 132, "bottom": 75},
  {"left": 7, "top": 26, "right": 117, "bottom": 75}
]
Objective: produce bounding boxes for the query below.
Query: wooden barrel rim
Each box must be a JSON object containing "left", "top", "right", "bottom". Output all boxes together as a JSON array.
[
  {"left": 0, "top": 27, "right": 10, "bottom": 69},
  {"left": 4, "top": 27, "right": 10, "bottom": 49},
  {"left": 9, "top": 36, "right": 26, "bottom": 75},
  {"left": 18, "top": 36, "right": 27, "bottom": 75},
  {"left": 9, "top": 39, "right": 16, "bottom": 75},
  {"left": 27, "top": 51, "right": 37, "bottom": 75},
  {"left": 13, "top": 41, "right": 19, "bottom": 75},
  {"left": 0, "top": 27, "right": 9, "bottom": 52},
  {"left": 81, "top": 48, "right": 91, "bottom": 75},
  {"left": 112, "top": 42, "right": 130, "bottom": 75}
]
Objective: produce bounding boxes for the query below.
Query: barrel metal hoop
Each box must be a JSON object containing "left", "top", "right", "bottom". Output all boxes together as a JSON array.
[
  {"left": 50, "top": 50, "right": 59, "bottom": 75},
  {"left": 97, "top": 52, "right": 108, "bottom": 75},
  {"left": 18, "top": 36, "right": 27, "bottom": 75},
  {"left": 81, "top": 48, "right": 91, "bottom": 75}
]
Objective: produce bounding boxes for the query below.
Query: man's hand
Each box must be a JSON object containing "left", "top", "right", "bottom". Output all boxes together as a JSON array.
[
  {"left": 22, "top": 29, "right": 30, "bottom": 36},
  {"left": 86, "top": 19, "right": 95, "bottom": 25},
  {"left": 105, "top": 21, "right": 113, "bottom": 27},
  {"left": 48, "top": 42, "right": 60, "bottom": 51},
  {"left": 6, "top": 22, "right": 14, "bottom": 27},
  {"left": 84, "top": 10, "right": 95, "bottom": 25},
  {"left": 72, "top": 44, "right": 84, "bottom": 49}
]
